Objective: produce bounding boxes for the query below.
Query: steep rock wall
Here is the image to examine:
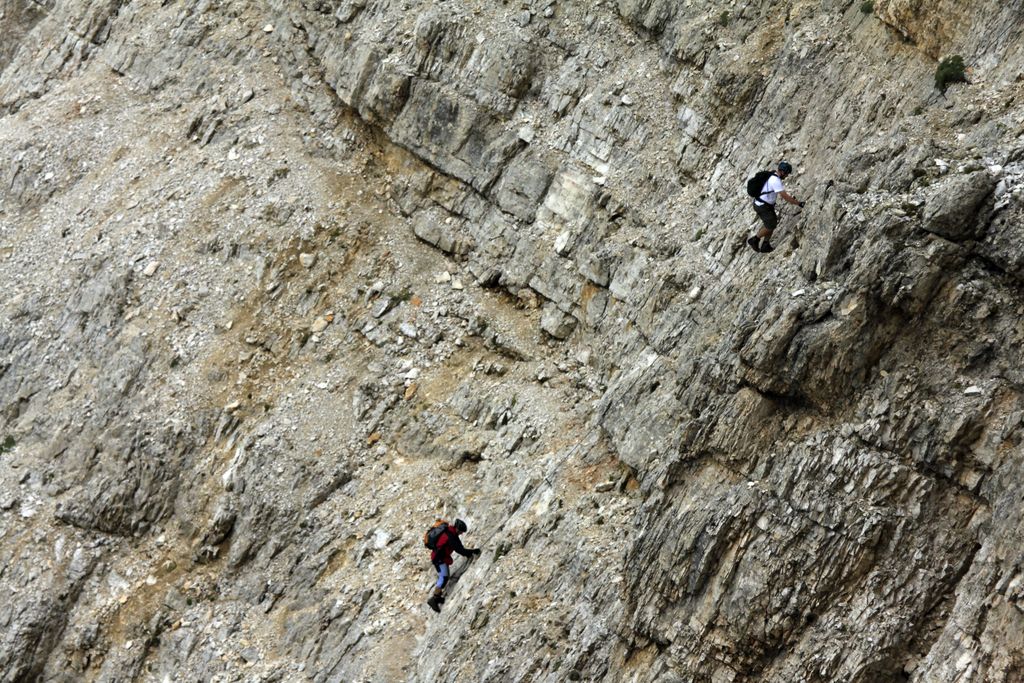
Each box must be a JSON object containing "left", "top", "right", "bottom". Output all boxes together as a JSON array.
[{"left": 1, "top": 0, "right": 1024, "bottom": 681}]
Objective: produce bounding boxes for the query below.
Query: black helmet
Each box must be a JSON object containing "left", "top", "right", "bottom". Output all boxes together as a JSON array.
[
  {"left": 778, "top": 161, "right": 793, "bottom": 174},
  {"left": 454, "top": 519, "right": 468, "bottom": 533}
]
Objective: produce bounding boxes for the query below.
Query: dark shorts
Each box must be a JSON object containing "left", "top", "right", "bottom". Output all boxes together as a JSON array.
[{"left": 754, "top": 202, "right": 778, "bottom": 232}]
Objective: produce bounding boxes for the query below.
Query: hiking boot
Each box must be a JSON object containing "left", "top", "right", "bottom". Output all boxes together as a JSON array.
[
  {"left": 759, "top": 241, "right": 774, "bottom": 253},
  {"left": 746, "top": 236, "right": 761, "bottom": 252},
  {"left": 427, "top": 589, "right": 443, "bottom": 613}
]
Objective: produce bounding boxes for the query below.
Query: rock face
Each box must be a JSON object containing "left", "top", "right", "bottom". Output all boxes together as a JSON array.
[{"left": 2, "top": 0, "right": 1024, "bottom": 681}]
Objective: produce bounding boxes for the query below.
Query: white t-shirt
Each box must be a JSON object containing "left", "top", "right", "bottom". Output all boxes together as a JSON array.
[{"left": 755, "top": 174, "right": 784, "bottom": 205}]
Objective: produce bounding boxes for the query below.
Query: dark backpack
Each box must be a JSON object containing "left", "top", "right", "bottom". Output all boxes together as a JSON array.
[
  {"left": 746, "top": 171, "right": 774, "bottom": 199},
  {"left": 424, "top": 520, "right": 449, "bottom": 549}
]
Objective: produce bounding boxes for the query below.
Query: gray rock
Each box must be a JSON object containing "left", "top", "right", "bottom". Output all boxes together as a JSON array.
[
  {"left": 4, "top": 1, "right": 1024, "bottom": 682},
  {"left": 540, "top": 303, "right": 577, "bottom": 339},
  {"left": 922, "top": 170, "right": 998, "bottom": 240},
  {"left": 371, "top": 297, "right": 394, "bottom": 318}
]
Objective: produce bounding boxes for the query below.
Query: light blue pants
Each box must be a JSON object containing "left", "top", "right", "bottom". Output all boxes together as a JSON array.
[{"left": 435, "top": 563, "right": 449, "bottom": 589}]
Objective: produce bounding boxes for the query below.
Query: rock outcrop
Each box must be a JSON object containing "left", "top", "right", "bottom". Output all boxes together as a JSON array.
[{"left": 2, "top": 0, "right": 1024, "bottom": 681}]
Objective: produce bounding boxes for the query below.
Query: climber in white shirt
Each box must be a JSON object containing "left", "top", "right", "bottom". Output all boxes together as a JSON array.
[{"left": 747, "top": 161, "right": 805, "bottom": 253}]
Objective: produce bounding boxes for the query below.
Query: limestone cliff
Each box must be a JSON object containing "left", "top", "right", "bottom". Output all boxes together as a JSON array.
[{"left": 2, "top": 0, "right": 1023, "bottom": 680}]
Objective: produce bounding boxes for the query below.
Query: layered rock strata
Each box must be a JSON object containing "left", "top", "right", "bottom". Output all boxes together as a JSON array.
[{"left": 2, "top": 0, "right": 1024, "bottom": 681}]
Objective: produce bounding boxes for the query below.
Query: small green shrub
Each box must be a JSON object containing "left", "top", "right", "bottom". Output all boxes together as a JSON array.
[
  {"left": 860, "top": 1, "right": 874, "bottom": 14},
  {"left": 0, "top": 435, "right": 15, "bottom": 454},
  {"left": 912, "top": 105, "right": 924, "bottom": 116},
  {"left": 387, "top": 286, "right": 412, "bottom": 302},
  {"left": 718, "top": 11, "right": 729, "bottom": 27},
  {"left": 935, "top": 55, "right": 967, "bottom": 93}
]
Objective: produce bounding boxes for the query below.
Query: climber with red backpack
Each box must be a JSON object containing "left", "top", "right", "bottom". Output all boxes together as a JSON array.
[
  {"left": 746, "top": 161, "right": 805, "bottom": 253},
  {"left": 424, "top": 518, "right": 481, "bottom": 613}
]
